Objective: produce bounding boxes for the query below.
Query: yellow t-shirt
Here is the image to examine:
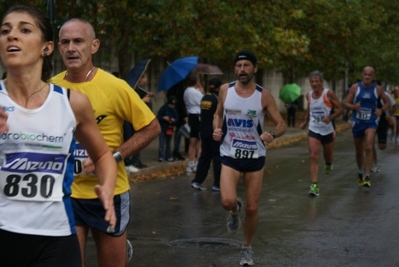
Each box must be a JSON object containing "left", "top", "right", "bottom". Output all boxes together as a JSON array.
[{"left": 51, "top": 69, "right": 155, "bottom": 198}]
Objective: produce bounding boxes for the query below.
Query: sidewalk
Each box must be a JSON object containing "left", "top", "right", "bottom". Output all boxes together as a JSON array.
[{"left": 127, "top": 121, "right": 352, "bottom": 181}]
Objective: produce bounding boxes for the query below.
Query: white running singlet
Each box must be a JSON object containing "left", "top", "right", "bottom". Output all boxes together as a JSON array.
[
  {"left": 220, "top": 82, "right": 266, "bottom": 159},
  {"left": 308, "top": 88, "right": 335, "bottom": 135},
  {"left": 0, "top": 81, "right": 77, "bottom": 236}
]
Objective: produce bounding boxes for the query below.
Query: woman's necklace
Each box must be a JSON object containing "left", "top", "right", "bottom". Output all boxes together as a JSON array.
[
  {"left": 24, "top": 82, "right": 48, "bottom": 107},
  {"left": 64, "top": 67, "right": 96, "bottom": 82}
]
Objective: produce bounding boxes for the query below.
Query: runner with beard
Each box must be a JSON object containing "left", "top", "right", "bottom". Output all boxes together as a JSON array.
[{"left": 213, "top": 50, "right": 286, "bottom": 266}]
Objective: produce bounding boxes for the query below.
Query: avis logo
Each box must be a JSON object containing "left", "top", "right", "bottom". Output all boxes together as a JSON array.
[{"left": 227, "top": 119, "right": 253, "bottom": 128}]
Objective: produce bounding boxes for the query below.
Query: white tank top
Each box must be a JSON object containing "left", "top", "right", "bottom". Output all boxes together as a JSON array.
[
  {"left": 308, "top": 88, "right": 334, "bottom": 135},
  {"left": 220, "top": 82, "right": 266, "bottom": 159},
  {"left": 0, "top": 82, "right": 77, "bottom": 236}
]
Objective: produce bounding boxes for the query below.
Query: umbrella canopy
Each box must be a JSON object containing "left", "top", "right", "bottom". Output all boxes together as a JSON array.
[
  {"left": 157, "top": 56, "right": 199, "bottom": 92},
  {"left": 279, "top": 83, "right": 301, "bottom": 103},
  {"left": 125, "top": 59, "right": 151, "bottom": 89},
  {"left": 193, "top": 63, "right": 223, "bottom": 75}
]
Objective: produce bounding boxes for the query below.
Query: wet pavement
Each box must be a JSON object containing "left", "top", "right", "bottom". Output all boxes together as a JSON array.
[{"left": 85, "top": 125, "right": 399, "bottom": 266}]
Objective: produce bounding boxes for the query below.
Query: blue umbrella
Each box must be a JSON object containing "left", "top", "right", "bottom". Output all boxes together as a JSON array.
[
  {"left": 125, "top": 59, "right": 151, "bottom": 90},
  {"left": 157, "top": 56, "right": 199, "bottom": 92}
]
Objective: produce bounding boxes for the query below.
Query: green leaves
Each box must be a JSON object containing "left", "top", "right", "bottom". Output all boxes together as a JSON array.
[{"left": 1, "top": 0, "right": 398, "bottom": 82}]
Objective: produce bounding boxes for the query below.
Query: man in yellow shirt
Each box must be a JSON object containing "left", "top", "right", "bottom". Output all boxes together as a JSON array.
[{"left": 51, "top": 18, "right": 160, "bottom": 267}]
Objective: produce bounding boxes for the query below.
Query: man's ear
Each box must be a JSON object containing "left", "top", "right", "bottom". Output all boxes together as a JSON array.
[{"left": 91, "top": 39, "right": 100, "bottom": 54}]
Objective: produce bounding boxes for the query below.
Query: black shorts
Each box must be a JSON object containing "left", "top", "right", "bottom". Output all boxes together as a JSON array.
[
  {"left": 188, "top": 114, "right": 200, "bottom": 139},
  {"left": 221, "top": 156, "right": 265, "bottom": 173},
  {"left": 376, "top": 122, "right": 388, "bottom": 144},
  {"left": 308, "top": 130, "right": 335, "bottom": 145},
  {"left": 72, "top": 191, "right": 131, "bottom": 236},
  {"left": 0, "top": 229, "right": 81, "bottom": 267}
]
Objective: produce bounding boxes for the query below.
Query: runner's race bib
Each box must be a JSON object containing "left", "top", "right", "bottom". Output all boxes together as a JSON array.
[
  {"left": 74, "top": 143, "right": 90, "bottom": 175},
  {"left": 0, "top": 152, "right": 67, "bottom": 202},
  {"left": 229, "top": 138, "right": 258, "bottom": 159},
  {"left": 356, "top": 108, "right": 372, "bottom": 120},
  {"left": 310, "top": 110, "right": 327, "bottom": 124}
]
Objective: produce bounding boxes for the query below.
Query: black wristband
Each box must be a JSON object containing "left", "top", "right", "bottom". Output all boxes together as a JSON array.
[
  {"left": 112, "top": 151, "right": 123, "bottom": 163},
  {"left": 269, "top": 131, "right": 276, "bottom": 140}
]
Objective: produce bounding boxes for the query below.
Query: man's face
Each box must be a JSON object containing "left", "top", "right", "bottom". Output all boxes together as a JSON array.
[
  {"left": 234, "top": 60, "right": 257, "bottom": 85},
  {"left": 309, "top": 76, "right": 323, "bottom": 91},
  {"left": 362, "top": 68, "right": 375, "bottom": 84},
  {"left": 58, "top": 21, "right": 96, "bottom": 72}
]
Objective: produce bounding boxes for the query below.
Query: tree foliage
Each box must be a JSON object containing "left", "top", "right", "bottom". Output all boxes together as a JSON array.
[{"left": 1, "top": 0, "right": 399, "bottom": 83}]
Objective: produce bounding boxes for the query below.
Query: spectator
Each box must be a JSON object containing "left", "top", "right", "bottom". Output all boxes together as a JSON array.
[
  {"left": 285, "top": 100, "right": 298, "bottom": 127},
  {"left": 123, "top": 73, "right": 154, "bottom": 170},
  {"left": 168, "top": 82, "right": 187, "bottom": 160},
  {"left": 183, "top": 71, "right": 204, "bottom": 173},
  {"left": 191, "top": 78, "right": 222, "bottom": 191},
  {"left": 157, "top": 96, "right": 178, "bottom": 162}
]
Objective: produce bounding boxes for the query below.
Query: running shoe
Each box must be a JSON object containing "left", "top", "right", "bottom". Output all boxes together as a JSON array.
[
  {"left": 212, "top": 186, "right": 220, "bottom": 192},
  {"left": 308, "top": 183, "right": 319, "bottom": 196},
  {"left": 363, "top": 176, "right": 371, "bottom": 187},
  {"left": 357, "top": 173, "right": 364, "bottom": 186},
  {"left": 324, "top": 164, "right": 333, "bottom": 174},
  {"left": 186, "top": 162, "right": 196, "bottom": 173},
  {"left": 191, "top": 182, "right": 207, "bottom": 191},
  {"left": 125, "top": 165, "right": 139, "bottom": 173},
  {"left": 240, "top": 246, "right": 254, "bottom": 266},
  {"left": 371, "top": 163, "right": 380, "bottom": 173},
  {"left": 127, "top": 240, "right": 133, "bottom": 262},
  {"left": 227, "top": 198, "right": 243, "bottom": 232}
]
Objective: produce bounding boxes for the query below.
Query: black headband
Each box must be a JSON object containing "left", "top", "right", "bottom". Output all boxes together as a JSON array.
[{"left": 234, "top": 51, "right": 257, "bottom": 66}]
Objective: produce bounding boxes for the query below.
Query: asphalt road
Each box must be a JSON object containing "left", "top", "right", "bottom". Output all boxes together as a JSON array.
[{"left": 85, "top": 130, "right": 399, "bottom": 267}]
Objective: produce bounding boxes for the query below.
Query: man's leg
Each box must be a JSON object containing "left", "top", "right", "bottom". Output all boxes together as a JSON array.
[
  {"left": 363, "top": 128, "right": 377, "bottom": 175},
  {"left": 243, "top": 169, "right": 264, "bottom": 246},
  {"left": 308, "top": 137, "right": 322, "bottom": 183},
  {"left": 220, "top": 164, "right": 241, "bottom": 211},
  {"left": 322, "top": 138, "right": 334, "bottom": 167},
  {"left": 173, "top": 129, "right": 181, "bottom": 154},
  {"left": 354, "top": 137, "right": 365, "bottom": 170},
  {"left": 76, "top": 225, "right": 89, "bottom": 267},
  {"left": 192, "top": 138, "right": 212, "bottom": 186},
  {"left": 211, "top": 141, "right": 222, "bottom": 189},
  {"left": 396, "top": 117, "right": 399, "bottom": 142},
  {"left": 91, "top": 229, "right": 128, "bottom": 267}
]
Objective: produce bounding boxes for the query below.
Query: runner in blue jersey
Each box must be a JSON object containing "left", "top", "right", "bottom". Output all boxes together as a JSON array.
[{"left": 344, "top": 66, "right": 390, "bottom": 187}]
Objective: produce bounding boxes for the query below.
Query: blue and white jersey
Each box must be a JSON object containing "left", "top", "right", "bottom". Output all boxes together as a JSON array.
[
  {"left": 0, "top": 81, "right": 77, "bottom": 236},
  {"left": 352, "top": 82, "right": 379, "bottom": 124},
  {"left": 220, "top": 82, "right": 266, "bottom": 159}
]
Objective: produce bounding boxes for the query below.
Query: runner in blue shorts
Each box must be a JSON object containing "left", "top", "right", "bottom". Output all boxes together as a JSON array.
[{"left": 344, "top": 67, "right": 390, "bottom": 187}]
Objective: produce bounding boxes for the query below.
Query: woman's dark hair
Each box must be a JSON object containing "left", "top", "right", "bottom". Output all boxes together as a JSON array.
[{"left": 3, "top": 5, "right": 54, "bottom": 81}]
